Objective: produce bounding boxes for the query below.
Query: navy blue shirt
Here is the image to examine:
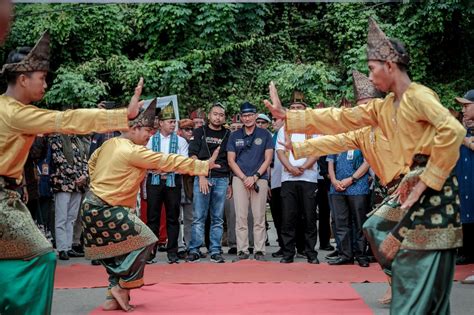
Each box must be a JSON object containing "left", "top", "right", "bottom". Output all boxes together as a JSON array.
[
  {"left": 455, "top": 128, "right": 474, "bottom": 224},
  {"left": 327, "top": 150, "right": 369, "bottom": 195},
  {"left": 227, "top": 127, "right": 274, "bottom": 179}
]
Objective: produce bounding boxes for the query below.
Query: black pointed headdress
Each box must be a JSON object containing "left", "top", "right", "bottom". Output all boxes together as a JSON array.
[{"left": 1, "top": 31, "right": 50, "bottom": 74}]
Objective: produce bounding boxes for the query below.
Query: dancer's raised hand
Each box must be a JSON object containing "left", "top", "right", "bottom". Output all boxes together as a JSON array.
[
  {"left": 264, "top": 81, "right": 286, "bottom": 120},
  {"left": 127, "top": 77, "right": 145, "bottom": 119}
]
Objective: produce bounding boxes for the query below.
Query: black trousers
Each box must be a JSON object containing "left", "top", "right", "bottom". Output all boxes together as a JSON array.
[
  {"left": 316, "top": 178, "right": 331, "bottom": 247},
  {"left": 269, "top": 187, "right": 283, "bottom": 249},
  {"left": 280, "top": 181, "right": 318, "bottom": 259},
  {"left": 459, "top": 223, "right": 474, "bottom": 259},
  {"left": 146, "top": 175, "right": 182, "bottom": 253},
  {"left": 329, "top": 194, "right": 369, "bottom": 260}
]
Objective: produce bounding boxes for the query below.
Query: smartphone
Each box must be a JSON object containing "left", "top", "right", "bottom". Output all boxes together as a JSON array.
[{"left": 103, "top": 101, "right": 116, "bottom": 109}]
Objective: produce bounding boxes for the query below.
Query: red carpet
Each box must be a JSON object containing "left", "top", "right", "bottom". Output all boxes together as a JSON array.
[
  {"left": 89, "top": 282, "right": 373, "bottom": 315},
  {"left": 55, "top": 260, "right": 474, "bottom": 289}
]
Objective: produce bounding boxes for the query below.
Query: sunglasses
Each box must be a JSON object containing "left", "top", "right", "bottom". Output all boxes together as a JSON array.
[
  {"left": 182, "top": 128, "right": 193, "bottom": 132},
  {"left": 256, "top": 120, "right": 269, "bottom": 124}
]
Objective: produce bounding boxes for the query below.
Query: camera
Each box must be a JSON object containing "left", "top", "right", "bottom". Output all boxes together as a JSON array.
[{"left": 253, "top": 183, "right": 260, "bottom": 193}]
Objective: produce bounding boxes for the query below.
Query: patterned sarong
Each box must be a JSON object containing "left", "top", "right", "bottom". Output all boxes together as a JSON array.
[
  {"left": 364, "top": 160, "right": 462, "bottom": 274},
  {"left": 81, "top": 191, "right": 157, "bottom": 260},
  {"left": 0, "top": 177, "right": 53, "bottom": 260}
]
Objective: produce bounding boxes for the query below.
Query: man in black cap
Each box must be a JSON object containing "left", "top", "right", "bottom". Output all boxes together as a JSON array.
[
  {"left": 227, "top": 101, "right": 273, "bottom": 262},
  {"left": 455, "top": 90, "right": 474, "bottom": 284}
]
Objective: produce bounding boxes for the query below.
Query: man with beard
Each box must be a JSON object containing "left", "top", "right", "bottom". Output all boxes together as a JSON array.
[{"left": 187, "top": 103, "right": 231, "bottom": 263}]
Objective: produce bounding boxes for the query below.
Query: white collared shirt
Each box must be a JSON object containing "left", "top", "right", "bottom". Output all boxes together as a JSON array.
[
  {"left": 146, "top": 132, "right": 189, "bottom": 156},
  {"left": 275, "top": 127, "right": 319, "bottom": 183}
]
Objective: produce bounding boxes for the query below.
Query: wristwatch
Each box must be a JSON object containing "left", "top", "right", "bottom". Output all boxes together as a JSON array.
[
  {"left": 254, "top": 172, "right": 262, "bottom": 179},
  {"left": 351, "top": 175, "right": 358, "bottom": 183}
]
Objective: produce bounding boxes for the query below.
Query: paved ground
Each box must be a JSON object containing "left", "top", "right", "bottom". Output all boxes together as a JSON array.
[{"left": 52, "top": 222, "right": 474, "bottom": 314}]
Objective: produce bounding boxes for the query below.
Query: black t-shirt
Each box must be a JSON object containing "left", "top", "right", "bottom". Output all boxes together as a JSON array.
[{"left": 188, "top": 125, "right": 230, "bottom": 177}]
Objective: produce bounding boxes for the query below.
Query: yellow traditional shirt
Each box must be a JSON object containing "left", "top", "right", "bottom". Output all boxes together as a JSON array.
[
  {"left": 287, "top": 83, "right": 466, "bottom": 191},
  {"left": 294, "top": 126, "right": 401, "bottom": 186},
  {"left": 0, "top": 95, "right": 129, "bottom": 182},
  {"left": 89, "top": 137, "right": 209, "bottom": 208}
]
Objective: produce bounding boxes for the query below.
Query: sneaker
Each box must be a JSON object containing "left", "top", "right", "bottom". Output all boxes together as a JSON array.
[
  {"left": 271, "top": 249, "right": 284, "bottom": 258},
  {"left": 227, "top": 247, "right": 237, "bottom": 255},
  {"left": 146, "top": 252, "right": 157, "bottom": 264},
  {"left": 325, "top": 250, "right": 339, "bottom": 260},
  {"left": 58, "top": 251, "right": 69, "bottom": 261},
  {"left": 254, "top": 251, "right": 266, "bottom": 261},
  {"left": 319, "top": 244, "right": 335, "bottom": 251},
  {"left": 210, "top": 253, "right": 225, "bottom": 263},
  {"left": 167, "top": 252, "right": 180, "bottom": 264},
  {"left": 296, "top": 251, "right": 307, "bottom": 259},
  {"left": 146, "top": 256, "right": 158, "bottom": 264},
  {"left": 249, "top": 247, "right": 254, "bottom": 254},
  {"left": 91, "top": 259, "right": 101, "bottom": 266},
  {"left": 67, "top": 249, "right": 84, "bottom": 258},
  {"left": 186, "top": 252, "right": 200, "bottom": 263},
  {"left": 177, "top": 250, "right": 188, "bottom": 260},
  {"left": 232, "top": 251, "right": 250, "bottom": 263},
  {"left": 72, "top": 244, "right": 84, "bottom": 254},
  {"left": 198, "top": 250, "right": 207, "bottom": 258}
]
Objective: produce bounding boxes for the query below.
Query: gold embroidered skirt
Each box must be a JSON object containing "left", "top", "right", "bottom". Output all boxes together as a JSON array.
[{"left": 81, "top": 192, "right": 157, "bottom": 260}]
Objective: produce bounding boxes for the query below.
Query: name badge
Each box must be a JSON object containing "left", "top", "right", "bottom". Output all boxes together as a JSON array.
[
  {"left": 236, "top": 139, "right": 245, "bottom": 147},
  {"left": 347, "top": 150, "right": 354, "bottom": 161},
  {"left": 41, "top": 163, "right": 49, "bottom": 175}
]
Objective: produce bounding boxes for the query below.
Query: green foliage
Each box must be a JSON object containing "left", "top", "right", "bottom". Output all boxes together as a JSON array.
[
  {"left": 256, "top": 62, "right": 341, "bottom": 107},
  {"left": 44, "top": 68, "right": 107, "bottom": 108},
  {"left": 2, "top": 2, "right": 472, "bottom": 115}
]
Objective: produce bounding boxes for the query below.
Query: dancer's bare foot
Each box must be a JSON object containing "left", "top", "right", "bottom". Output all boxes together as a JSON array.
[
  {"left": 377, "top": 286, "right": 392, "bottom": 305},
  {"left": 111, "top": 286, "right": 134, "bottom": 312},
  {"left": 102, "top": 299, "right": 120, "bottom": 311}
]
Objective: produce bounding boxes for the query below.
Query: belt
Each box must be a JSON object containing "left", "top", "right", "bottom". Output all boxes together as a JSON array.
[{"left": 85, "top": 190, "right": 108, "bottom": 207}]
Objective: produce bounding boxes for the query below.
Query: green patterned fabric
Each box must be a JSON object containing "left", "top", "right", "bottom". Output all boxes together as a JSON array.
[
  {"left": 0, "top": 180, "right": 53, "bottom": 260},
  {"left": 102, "top": 244, "right": 154, "bottom": 296},
  {"left": 391, "top": 249, "right": 456, "bottom": 314},
  {"left": 364, "top": 163, "right": 460, "bottom": 315},
  {"left": 81, "top": 191, "right": 157, "bottom": 260},
  {"left": 0, "top": 251, "right": 56, "bottom": 315},
  {"left": 363, "top": 196, "right": 400, "bottom": 276},
  {"left": 390, "top": 173, "right": 461, "bottom": 251}
]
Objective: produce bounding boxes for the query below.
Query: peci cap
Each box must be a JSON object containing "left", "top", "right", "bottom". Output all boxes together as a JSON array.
[{"left": 240, "top": 101, "right": 257, "bottom": 114}]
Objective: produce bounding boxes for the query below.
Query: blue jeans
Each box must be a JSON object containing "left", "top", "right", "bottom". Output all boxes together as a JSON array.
[{"left": 189, "top": 177, "right": 228, "bottom": 255}]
